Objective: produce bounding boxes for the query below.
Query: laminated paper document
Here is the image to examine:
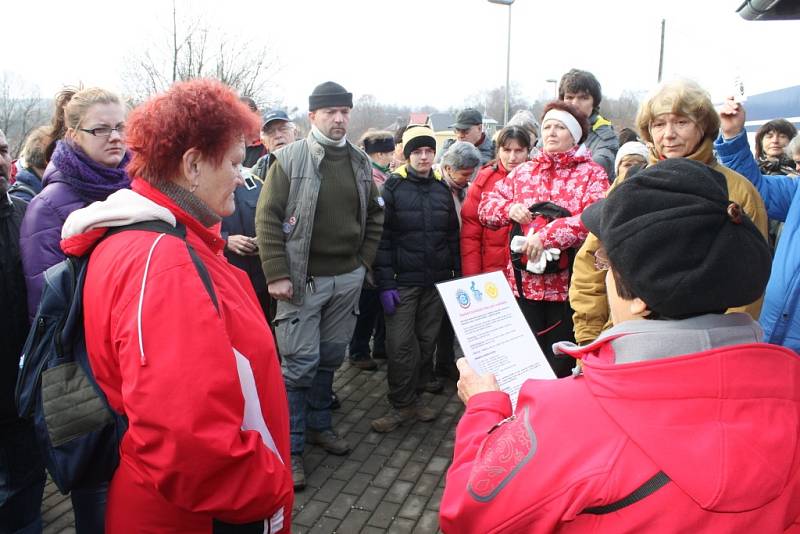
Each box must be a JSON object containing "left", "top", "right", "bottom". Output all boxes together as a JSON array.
[{"left": 436, "top": 271, "right": 555, "bottom": 408}]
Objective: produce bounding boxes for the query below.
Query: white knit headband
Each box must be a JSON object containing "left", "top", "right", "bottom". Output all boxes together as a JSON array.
[{"left": 542, "top": 109, "right": 582, "bottom": 145}]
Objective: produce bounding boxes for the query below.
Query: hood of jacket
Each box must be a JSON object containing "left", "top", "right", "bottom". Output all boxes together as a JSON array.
[
  {"left": 14, "top": 167, "right": 43, "bottom": 192},
  {"left": 555, "top": 314, "right": 800, "bottom": 513},
  {"left": 60, "top": 180, "right": 188, "bottom": 257}
]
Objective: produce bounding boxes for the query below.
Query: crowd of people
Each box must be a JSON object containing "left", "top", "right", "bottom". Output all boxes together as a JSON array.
[{"left": 1, "top": 65, "right": 800, "bottom": 533}]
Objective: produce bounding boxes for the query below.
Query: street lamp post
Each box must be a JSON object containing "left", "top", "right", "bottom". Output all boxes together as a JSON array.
[{"left": 488, "top": 0, "right": 514, "bottom": 125}]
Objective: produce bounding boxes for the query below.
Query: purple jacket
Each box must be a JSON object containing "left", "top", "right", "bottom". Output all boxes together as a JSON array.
[{"left": 19, "top": 164, "right": 87, "bottom": 319}]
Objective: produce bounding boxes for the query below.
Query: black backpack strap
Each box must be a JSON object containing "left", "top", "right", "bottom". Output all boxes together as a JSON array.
[
  {"left": 102, "top": 221, "right": 219, "bottom": 313},
  {"left": 184, "top": 241, "right": 219, "bottom": 312},
  {"left": 580, "top": 471, "right": 670, "bottom": 515}
]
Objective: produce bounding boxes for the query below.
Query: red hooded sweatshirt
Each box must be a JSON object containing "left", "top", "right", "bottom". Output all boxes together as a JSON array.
[
  {"left": 61, "top": 179, "right": 293, "bottom": 533},
  {"left": 440, "top": 315, "right": 800, "bottom": 533}
]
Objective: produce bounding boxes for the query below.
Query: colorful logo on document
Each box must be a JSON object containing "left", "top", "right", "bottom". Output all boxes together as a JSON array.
[
  {"left": 469, "top": 281, "right": 483, "bottom": 302},
  {"left": 484, "top": 282, "right": 499, "bottom": 299},
  {"left": 456, "top": 289, "right": 471, "bottom": 309}
]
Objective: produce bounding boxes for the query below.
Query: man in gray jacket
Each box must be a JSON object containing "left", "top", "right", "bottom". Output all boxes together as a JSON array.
[
  {"left": 559, "top": 68, "right": 619, "bottom": 182},
  {"left": 256, "top": 81, "right": 384, "bottom": 490}
]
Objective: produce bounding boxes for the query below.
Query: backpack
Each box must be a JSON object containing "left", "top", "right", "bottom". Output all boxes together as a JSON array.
[{"left": 15, "top": 220, "right": 218, "bottom": 494}]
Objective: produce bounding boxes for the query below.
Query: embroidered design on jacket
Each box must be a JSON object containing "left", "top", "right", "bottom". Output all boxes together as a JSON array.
[{"left": 467, "top": 407, "right": 537, "bottom": 502}]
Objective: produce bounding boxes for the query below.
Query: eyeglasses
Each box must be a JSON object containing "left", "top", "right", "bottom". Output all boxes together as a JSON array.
[
  {"left": 78, "top": 125, "right": 125, "bottom": 137},
  {"left": 593, "top": 247, "right": 610, "bottom": 271},
  {"left": 649, "top": 117, "right": 695, "bottom": 135}
]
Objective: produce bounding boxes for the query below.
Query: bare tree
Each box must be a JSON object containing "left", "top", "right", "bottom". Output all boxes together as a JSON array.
[
  {"left": 348, "top": 95, "right": 423, "bottom": 143},
  {"left": 599, "top": 91, "right": 642, "bottom": 133},
  {"left": 464, "top": 83, "right": 531, "bottom": 125},
  {"left": 122, "top": 0, "right": 281, "bottom": 108},
  {"left": 0, "top": 72, "right": 49, "bottom": 158}
]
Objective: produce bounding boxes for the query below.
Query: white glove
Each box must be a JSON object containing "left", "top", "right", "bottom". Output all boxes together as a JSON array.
[
  {"left": 510, "top": 235, "right": 527, "bottom": 253},
  {"left": 526, "top": 248, "right": 562, "bottom": 274}
]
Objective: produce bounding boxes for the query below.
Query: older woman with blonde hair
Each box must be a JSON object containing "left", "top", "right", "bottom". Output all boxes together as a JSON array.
[
  {"left": 58, "top": 79, "right": 293, "bottom": 532},
  {"left": 570, "top": 79, "right": 769, "bottom": 346}
]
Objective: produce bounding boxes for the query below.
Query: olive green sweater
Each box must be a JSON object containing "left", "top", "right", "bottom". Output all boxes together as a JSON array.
[
  {"left": 308, "top": 144, "right": 362, "bottom": 276},
  {"left": 260, "top": 143, "right": 383, "bottom": 281}
]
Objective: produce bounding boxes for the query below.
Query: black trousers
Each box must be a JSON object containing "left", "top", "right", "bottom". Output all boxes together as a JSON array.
[
  {"left": 516, "top": 298, "right": 576, "bottom": 378},
  {"left": 384, "top": 287, "right": 443, "bottom": 408},
  {"left": 434, "top": 315, "right": 455, "bottom": 369}
]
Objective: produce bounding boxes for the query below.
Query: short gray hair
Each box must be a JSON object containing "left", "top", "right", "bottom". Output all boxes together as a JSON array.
[
  {"left": 441, "top": 141, "right": 481, "bottom": 172},
  {"left": 788, "top": 134, "right": 800, "bottom": 158},
  {"left": 507, "top": 110, "right": 540, "bottom": 140}
]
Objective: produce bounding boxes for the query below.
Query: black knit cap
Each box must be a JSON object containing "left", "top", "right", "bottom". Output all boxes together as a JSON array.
[
  {"left": 309, "top": 81, "right": 353, "bottom": 111},
  {"left": 581, "top": 158, "right": 770, "bottom": 317},
  {"left": 363, "top": 136, "right": 395, "bottom": 154}
]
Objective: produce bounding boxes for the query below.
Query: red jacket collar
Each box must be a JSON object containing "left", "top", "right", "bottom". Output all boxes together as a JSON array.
[{"left": 132, "top": 178, "right": 225, "bottom": 254}]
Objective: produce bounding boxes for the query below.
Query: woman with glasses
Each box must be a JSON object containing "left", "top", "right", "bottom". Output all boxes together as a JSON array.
[
  {"left": 570, "top": 79, "right": 769, "bottom": 347},
  {"left": 21, "top": 87, "right": 130, "bottom": 319},
  {"left": 479, "top": 102, "right": 608, "bottom": 377},
  {"left": 18, "top": 87, "right": 129, "bottom": 531}
]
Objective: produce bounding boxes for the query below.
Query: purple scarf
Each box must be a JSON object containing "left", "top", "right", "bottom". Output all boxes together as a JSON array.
[{"left": 50, "top": 140, "right": 131, "bottom": 202}]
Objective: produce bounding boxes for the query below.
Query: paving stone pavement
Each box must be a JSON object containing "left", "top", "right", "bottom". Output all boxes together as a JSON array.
[{"left": 42, "top": 359, "right": 464, "bottom": 533}]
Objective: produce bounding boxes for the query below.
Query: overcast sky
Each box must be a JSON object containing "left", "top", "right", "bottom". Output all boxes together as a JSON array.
[{"left": 5, "top": 0, "right": 799, "bottom": 112}]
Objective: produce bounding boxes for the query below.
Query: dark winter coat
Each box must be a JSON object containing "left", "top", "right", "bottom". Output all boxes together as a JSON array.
[
  {"left": 442, "top": 134, "right": 496, "bottom": 166},
  {"left": 375, "top": 164, "right": 461, "bottom": 289},
  {"left": 585, "top": 113, "right": 619, "bottom": 181},
  {"left": 0, "top": 195, "right": 29, "bottom": 425},
  {"left": 221, "top": 176, "right": 267, "bottom": 294}
]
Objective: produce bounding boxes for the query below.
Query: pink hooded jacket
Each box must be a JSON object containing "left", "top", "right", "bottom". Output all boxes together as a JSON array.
[{"left": 441, "top": 315, "right": 800, "bottom": 533}]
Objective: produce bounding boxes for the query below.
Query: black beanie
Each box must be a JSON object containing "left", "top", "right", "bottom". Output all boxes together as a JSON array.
[
  {"left": 402, "top": 126, "right": 436, "bottom": 159},
  {"left": 363, "top": 135, "right": 395, "bottom": 154},
  {"left": 309, "top": 81, "right": 353, "bottom": 111},
  {"left": 581, "top": 158, "right": 771, "bottom": 317}
]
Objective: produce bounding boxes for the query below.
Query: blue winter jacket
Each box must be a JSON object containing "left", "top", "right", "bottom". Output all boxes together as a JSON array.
[{"left": 715, "top": 131, "right": 800, "bottom": 353}]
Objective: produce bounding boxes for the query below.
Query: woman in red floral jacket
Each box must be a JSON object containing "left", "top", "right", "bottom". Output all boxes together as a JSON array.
[
  {"left": 461, "top": 126, "right": 532, "bottom": 277},
  {"left": 479, "top": 102, "right": 608, "bottom": 376}
]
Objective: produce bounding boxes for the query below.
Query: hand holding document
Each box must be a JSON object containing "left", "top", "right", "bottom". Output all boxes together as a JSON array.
[{"left": 436, "top": 271, "right": 555, "bottom": 409}]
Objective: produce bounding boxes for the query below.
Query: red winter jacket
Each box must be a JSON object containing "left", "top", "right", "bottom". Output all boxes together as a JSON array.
[
  {"left": 478, "top": 147, "right": 607, "bottom": 301},
  {"left": 61, "top": 179, "right": 293, "bottom": 533},
  {"left": 440, "top": 318, "right": 800, "bottom": 533},
  {"left": 461, "top": 162, "right": 512, "bottom": 276}
]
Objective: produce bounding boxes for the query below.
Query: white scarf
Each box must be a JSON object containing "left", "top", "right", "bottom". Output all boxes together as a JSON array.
[{"left": 311, "top": 125, "right": 347, "bottom": 147}]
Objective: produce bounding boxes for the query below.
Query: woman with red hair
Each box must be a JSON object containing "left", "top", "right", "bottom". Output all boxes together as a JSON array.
[
  {"left": 479, "top": 101, "right": 608, "bottom": 377},
  {"left": 59, "top": 79, "right": 293, "bottom": 532}
]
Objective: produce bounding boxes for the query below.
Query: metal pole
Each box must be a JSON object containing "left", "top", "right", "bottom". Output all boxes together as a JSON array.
[
  {"left": 658, "top": 18, "right": 665, "bottom": 83},
  {"left": 504, "top": 3, "right": 512, "bottom": 124}
]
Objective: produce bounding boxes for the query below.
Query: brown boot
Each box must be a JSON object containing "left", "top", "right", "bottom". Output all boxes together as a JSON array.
[{"left": 371, "top": 406, "right": 416, "bottom": 433}]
